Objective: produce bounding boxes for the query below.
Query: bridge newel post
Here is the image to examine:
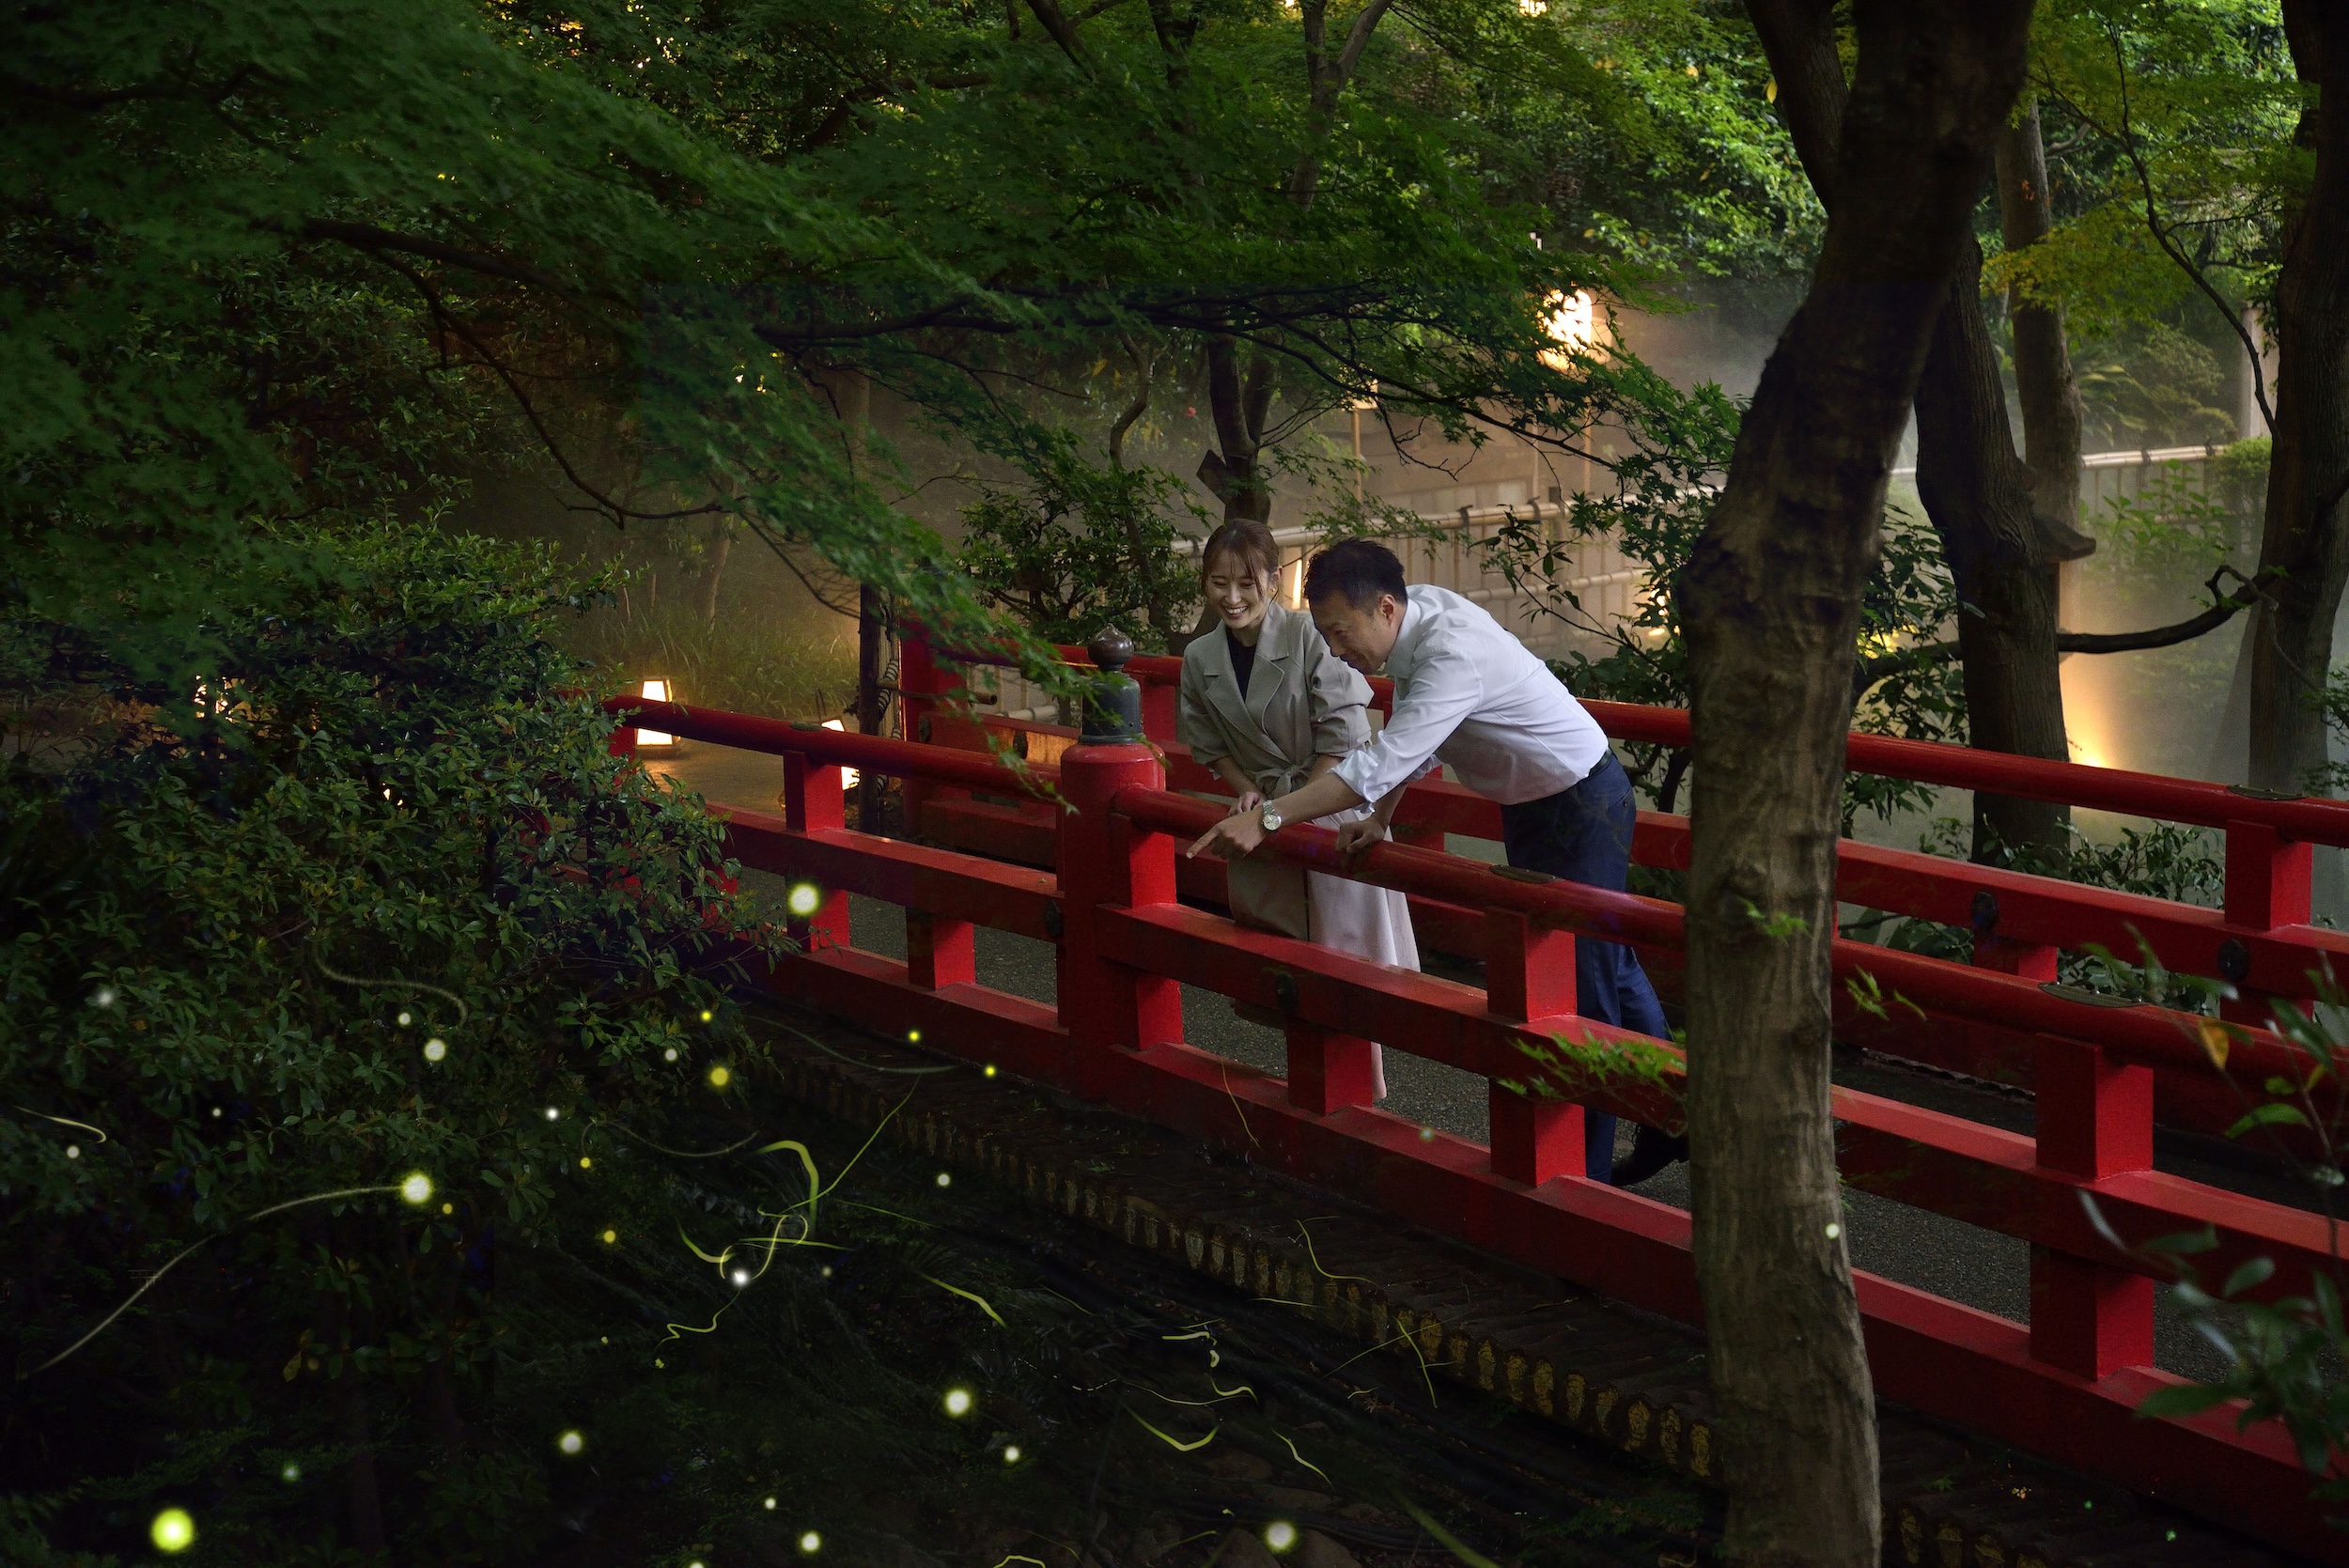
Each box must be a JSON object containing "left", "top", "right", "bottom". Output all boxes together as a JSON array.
[
  {"left": 782, "top": 751, "right": 850, "bottom": 952},
  {"left": 1054, "top": 630, "right": 1184, "bottom": 1081},
  {"left": 897, "top": 624, "right": 948, "bottom": 831},
  {"left": 2030, "top": 1033, "right": 2155, "bottom": 1379},
  {"left": 1485, "top": 909, "right": 1585, "bottom": 1185},
  {"left": 2222, "top": 819, "right": 2314, "bottom": 1028}
]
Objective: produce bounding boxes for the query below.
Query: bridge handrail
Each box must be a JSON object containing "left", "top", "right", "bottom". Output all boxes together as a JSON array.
[
  {"left": 1111, "top": 784, "right": 2314, "bottom": 1089},
  {"left": 1020, "top": 642, "right": 2349, "bottom": 846}
]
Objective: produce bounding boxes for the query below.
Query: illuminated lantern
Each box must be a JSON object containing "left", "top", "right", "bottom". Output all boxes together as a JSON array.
[
  {"left": 635, "top": 678, "right": 677, "bottom": 749},
  {"left": 820, "top": 717, "right": 861, "bottom": 788}
]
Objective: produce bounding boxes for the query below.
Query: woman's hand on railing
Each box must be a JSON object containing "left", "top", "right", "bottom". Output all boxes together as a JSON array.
[
  {"left": 1228, "top": 791, "right": 1265, "bottom": 818},
  {"left": 1332, "top": 815, "right": 1388, "bottom": 860}
]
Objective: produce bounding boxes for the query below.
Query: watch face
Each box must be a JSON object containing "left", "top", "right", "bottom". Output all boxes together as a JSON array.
[{"left": 1260, "top": 807, "right": 1283, "bottom": 832}]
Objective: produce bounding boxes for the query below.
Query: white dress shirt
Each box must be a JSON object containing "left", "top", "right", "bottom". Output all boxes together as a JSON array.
[{"left": 1330, "top": 585, "right": 1610, "bottom": 808}]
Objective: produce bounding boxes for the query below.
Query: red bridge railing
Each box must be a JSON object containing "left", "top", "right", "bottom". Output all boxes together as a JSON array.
[{"left": 606, "top": 648, "right": 2347, "bottom": 1559}]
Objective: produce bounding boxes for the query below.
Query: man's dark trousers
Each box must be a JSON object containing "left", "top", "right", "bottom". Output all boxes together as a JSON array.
[{"left": 1498, "top": 752, "right": 1672, "bottom": 1181}]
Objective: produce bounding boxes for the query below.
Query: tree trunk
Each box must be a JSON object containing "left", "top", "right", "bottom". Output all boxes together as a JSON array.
[
  {"left": 2248, "top": 2, "right": 2349, "bottom": 796},
  {"left": 698, "top": 528, "right": 731, "bottom": 629},
  {"left": 1754, "top": 0, "right": 2084, "bottom": 862},
  {"left": 1997, "top": 99, "right": 2086, "bottom": 538},
  {"left": 1912, "top": 254, "right": 2076, "bottom": 859},
  {"left": 1686, "top": 3, "right": 2030, "bottom": 1561},
  {"left": 1198, "top": 333, "right": 1276, "bottom": 525}
]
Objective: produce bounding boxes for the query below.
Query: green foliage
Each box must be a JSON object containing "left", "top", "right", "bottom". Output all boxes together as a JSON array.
[
  {"left": 1470, "top": 375, "right": 1962, "bottom": 825},
  {"left": 958, "top": 437, "right": 1207, "bottom": 653},
  {"left": 1, "top": 521, "right": 779, "bottom": 1561},
  {"left": 2090, "top": 450, "right": 2262, "bottom": 576},
  {"left": 562, "top": 598, "right": 859, "bottom": 722},
  {"left": 2090, "top": 977, "right": 2349, "bottom": 1511}
]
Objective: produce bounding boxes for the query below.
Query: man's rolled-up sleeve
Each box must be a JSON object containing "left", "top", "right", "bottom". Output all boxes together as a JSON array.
[{"left": 1330, "top": 647, "right": 1483, "bottom": 804}]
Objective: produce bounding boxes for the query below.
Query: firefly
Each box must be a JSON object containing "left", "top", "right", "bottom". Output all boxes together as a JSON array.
[
  {"left": 1003, "top": 1444, "right": 1021, "bottom": 1464},
  {"left": 601, "top": 1229, "right": 618, "bottom": 1245},
  {"left": 942, "top": 1388, "right": 973, "bottom": 1418},
  {"left": 700, "top": 1009, "right": 713, "bottom": 1022},
  {"left": 785, "top": 882, "right": 824, "bottom": 918},
  {"left": 984, "top": 1064, "right": 997, "bottom": 1078},
  {"left": 935, "top": 1172, "right": 952, "bottom": 1188},
  {"left": 397, "top": 1011, "right": 412, "bottom": 1027},
  {"left": 557, "top": 1430, "right": 583, "bottom": 1455},
  {"left": 281, "top": 1463, "right": 301, "bottom": 1483},
  {"left": 732, "top": 1268, "right": 751, "bottom": 1287},
  {"left": 400, "top": 1172, "right": 434, "bottom": 1205},
  {"left": 708, "top": 1065, "right": 732, "bottom": 1089},
  {"left": 764, "top": 1497, "right": 778, "bottom": 1510},
  {"left": 66, "top": 1145, "right": 80, "bottom": 1159},
  {"left": 424, "top": 1038, "right": 446, "bottom": 1062},
  {"left": 1825, "top": 1222, "right": 1843, "bottom": 1240},
  {"left": 665, "top": 1047, "right": 679, "bottom": 1062},
  {"left": 150, "top": 1508, "right": 195, "bottom": 1554},
  {"left": 799, "top": 1530, "right": 823, "bottom": 1554},
  {"left": 545, "top": 1107, "right": 560, "bottom": 1121},
  {"left": 908, "top": 1030, "right": 922, "bottom": 1043},
  {"left": 1265, "top": 1520, "right": 1299, "bottom": 1553}
]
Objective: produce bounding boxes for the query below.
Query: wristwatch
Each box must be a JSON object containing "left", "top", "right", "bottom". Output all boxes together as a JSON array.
[{"left": 1258, "top": 803, "right": 1285, "bottom": 833}]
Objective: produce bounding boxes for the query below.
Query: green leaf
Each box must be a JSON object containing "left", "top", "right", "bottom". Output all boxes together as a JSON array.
[{"left": 2225, "top": 1102, "right": 2310, "bottom": 1139}]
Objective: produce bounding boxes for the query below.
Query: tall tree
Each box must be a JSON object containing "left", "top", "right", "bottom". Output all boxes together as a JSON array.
[
  {"left": 2248, "top": 1, "right": 2349, "bottom": 796},
  {"left": 1681, "top": 3, "right": 2032, "bottom": 1563},
  {"left": 1750, "top": 0, "right": 2088, "bottom": 862}
]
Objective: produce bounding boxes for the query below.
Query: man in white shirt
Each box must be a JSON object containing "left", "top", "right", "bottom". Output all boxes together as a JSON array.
[{"left": 1186, "top": 539, "right": 1684, "bottom": 1186}]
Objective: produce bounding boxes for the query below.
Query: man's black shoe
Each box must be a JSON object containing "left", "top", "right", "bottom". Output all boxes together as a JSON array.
[{"left": 1610, "top": 1123, "right": 1689, "bottom": 1187}]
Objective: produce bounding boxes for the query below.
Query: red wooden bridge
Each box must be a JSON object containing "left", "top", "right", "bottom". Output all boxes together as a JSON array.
[{"left": 609, "top": 633, "right": 2345, "bottom": 1560}]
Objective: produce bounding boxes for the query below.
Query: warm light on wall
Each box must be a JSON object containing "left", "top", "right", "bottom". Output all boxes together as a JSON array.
[
  {"left": 1539, "top": 288, "right": 1598, "bottom": 371},
  {"left": 636, "top": 678, "right": 677, "bottom": 748},
  {"left": 822, "top": 717, "right": 862, "bottom": 788}
]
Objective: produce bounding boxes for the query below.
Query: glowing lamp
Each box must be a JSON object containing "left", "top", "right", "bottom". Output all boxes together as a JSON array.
[
  {"left": 636, "top": 678, "right": 677, "bottom": 749},
  {"left": 1539, "top": 288, "right": 1599, "bottom": 371},
  {"left": 820, "top": 717, "right": 861, "bottom": 787}
]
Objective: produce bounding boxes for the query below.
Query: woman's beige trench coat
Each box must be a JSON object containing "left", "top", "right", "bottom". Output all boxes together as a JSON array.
[{"left": 1174, "top": 601, "right": 1420, "bottom": 972}]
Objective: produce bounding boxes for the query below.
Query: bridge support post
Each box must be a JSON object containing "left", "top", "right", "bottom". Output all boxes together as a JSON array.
[
  {"left": 2223, "top": 819, "right": 2314, "bottom": 1029},
  {"left": 1485, "top": 909, "right": 1584, "bottom": 1185},
  {"left": 2030, "top": 1034, "right": 2155, "bottom": 1378},
  {"left": 907, "top": 910, "right": 975, "bottom": 989},
  {"left": 897, "top": 627, "right": 948, "bottom": 828},
  {"left": 783, "top": 752, "right": 850, "bottom": 952},
  {"left": 1055, "top": 735, "right": 1182, "bottom": 1079},
  {"left": 1286, "top": 1021, "right": 1378, "bottom": 1115}
]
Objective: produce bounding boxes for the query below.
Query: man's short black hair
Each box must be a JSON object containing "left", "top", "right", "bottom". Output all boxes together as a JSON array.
[{"left": 1304, "top": 538, "right": 1408, "bottom": 610}]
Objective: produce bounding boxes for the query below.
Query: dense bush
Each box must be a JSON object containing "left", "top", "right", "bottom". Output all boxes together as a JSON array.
[{"left": 1, "top": 523, "right": 779, "bottom": 1563}]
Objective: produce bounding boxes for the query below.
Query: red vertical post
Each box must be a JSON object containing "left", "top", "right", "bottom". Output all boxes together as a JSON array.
[
  {"left": 896, "top": 626, "right": 949, "bottom": 831},
  {"left": 1286, "top": 1020, "right": 1378, "bottom": 1114},
  {"left": 1485, "top": 908, "right": 1585, "bottom": 1185},
  {"left": 782, "top": 752, "right": 850, "bottom": 952},
  {"left": 906, "top": 909, "right": 976, "bottom": 989},
  {"left": 2223, "top": 819, "right": 2315, "bottom": 1028},
  {"left": 609, "top": 722, "right": 639, "bottom": 762},
  {"left": 2030, "top": 1034, "right": 2155, "bottom": 1378},
  {"left": 1054, "top": 734, "right": 1183, "bottom": 1088},
  {"left": 1138, "top": 670, "right": 1178, "bottom": 744}
]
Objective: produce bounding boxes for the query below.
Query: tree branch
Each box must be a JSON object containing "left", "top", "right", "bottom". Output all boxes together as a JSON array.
[
  {"left": 299, "top": 219, "right": 597, "bottom": 300},
  {"left": 1853, "top": 566, "right": 2277, "bottom": 693},
  {"left": 1021, "top": 0, "right": 1093, "bottom": 68}
]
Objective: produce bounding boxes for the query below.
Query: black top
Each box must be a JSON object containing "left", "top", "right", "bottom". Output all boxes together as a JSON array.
[{"left": 1225, "top": 624, "right": 1257, "bottom": 702}]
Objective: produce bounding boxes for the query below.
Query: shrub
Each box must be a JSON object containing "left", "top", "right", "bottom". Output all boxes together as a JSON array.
[{"left": 1, "top": 521, "right": 779, "bottom": 1562}]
